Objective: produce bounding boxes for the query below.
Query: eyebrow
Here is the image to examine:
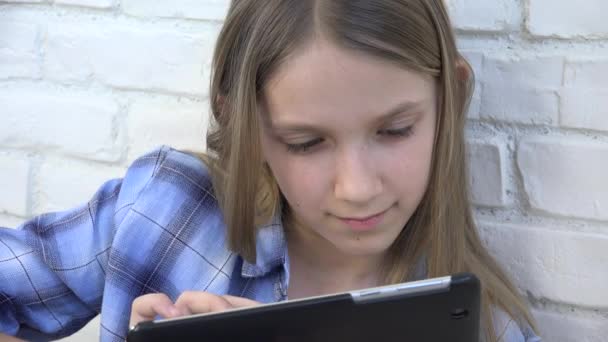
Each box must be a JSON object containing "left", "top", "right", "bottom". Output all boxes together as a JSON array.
[{"left": 271, "top": 100, "right": 425, "bottom": 133}]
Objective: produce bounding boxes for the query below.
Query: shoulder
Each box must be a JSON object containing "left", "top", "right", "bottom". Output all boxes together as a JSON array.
[
  {"left": 115, "top": 145, "right": 223, "bottom": 234},
  {"left": 119, "top": 145, "right": 215, "bottom": 207},
  {"left": 125, "top": 145, "right": 212, "bottom": 187},
  {"left": 493, "top": 308, "right": 542, "bottom": 342},
  {"left": 112, "top": 145, "right": 231, "bottom": 284}
]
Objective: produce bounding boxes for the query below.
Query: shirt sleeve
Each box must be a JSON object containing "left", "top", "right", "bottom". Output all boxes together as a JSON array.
[{"left": 0, "top": 146, "right": 167, "bottom": 341}]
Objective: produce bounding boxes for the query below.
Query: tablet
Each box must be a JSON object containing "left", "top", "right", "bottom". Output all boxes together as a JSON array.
[{"left": 127, "top": 272, "right": 480, "bottom": 342}]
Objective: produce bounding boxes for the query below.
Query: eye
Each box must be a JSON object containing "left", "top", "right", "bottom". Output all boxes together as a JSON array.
[
  {"left": 285, "top": 138, "right": 324, "bottom": 153},
  {"left": 378, "top": 125, "right": 414, "bottom": 138}
]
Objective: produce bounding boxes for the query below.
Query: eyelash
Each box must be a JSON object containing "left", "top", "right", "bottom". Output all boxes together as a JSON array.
[
  {"left": 379, "top": 126, "right": 415, "bottom": 138},
  {"left": 285, "top": 126, "right": 415, "bottom": 154}
]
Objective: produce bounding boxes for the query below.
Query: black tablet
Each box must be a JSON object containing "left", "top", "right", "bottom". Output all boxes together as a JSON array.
[{"left": 127, "top": 272, "right": 480, "bottom": 342}]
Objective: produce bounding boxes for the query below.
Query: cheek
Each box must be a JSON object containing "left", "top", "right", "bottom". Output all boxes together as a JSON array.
[
  {"left": 261, "top": 138, "right": 329, "bottom": 210},
  {"left": 386, "top": 135, "right": 434, "bottom": 195}
]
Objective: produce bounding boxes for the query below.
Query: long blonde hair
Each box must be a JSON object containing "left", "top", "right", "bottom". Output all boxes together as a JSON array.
[{"left": 203, "top": 1, "right": 538, "bottom": 340}]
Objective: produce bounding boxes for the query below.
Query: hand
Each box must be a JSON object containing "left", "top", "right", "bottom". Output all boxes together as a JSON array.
[
  {"left": 129, "top": 291, "right": 261, "bottom": 327},
  {"left": 0, "top": 333, "right": 27, "bottom": 342}
]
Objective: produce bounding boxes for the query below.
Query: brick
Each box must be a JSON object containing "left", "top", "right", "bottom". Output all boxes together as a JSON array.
[
  {"left": 122, "top": 0, "right": 229, "bottom": 21},
  {"left": 0, "top": 153, "right": 30, "bottom": 217},
  {"left": 532, "top": 309, "right": 608, "bottom": 342},
  {"left": 466, "top": 140, "right": 507, "bottom": 207},
  {"left": 445, "top": 0, "right": 521, "bottom": 32},
  {"left": 0, "top": 89, "right": 122, "bottom": 162},
  {"left": 564, "top": 59, "right": 608, "bottom": 89},
  {"left": 126, "top": 97, "right": 208, "bottom": 162},
  {"left": 483, "top": 56, "right": 564, "bottom": 87},
  {"left": 54, "top": 0, "right": 115, "bottom": 9},
  {"left": 528, "top": 0, "right": 608, "bottom": 38},
  {"left": 34, "top": 158, "right": 125, "bottom": 214},
  {"left": 481, "top": 87, "right": 558, "bottom": 125},
  {"left": 561, "top": 88, "right": 608, "bottom": 132},
  {"left": 481, "top": 56, "right": 563, "bottom": 124},
  {"left": 517, "top": 137, "right": 608, "bottom": 221},
  {"left": 0, "top": 214, "right": 27, "bottom": 229},
  {"left": 44, "top": 22, "right": 219, "bottom": 95},
  {"left": 478, "top": 222, "right": 608, "bottom": 308},
  {"left": 0, "top": 21, "right": 41, "bottom": 79}
]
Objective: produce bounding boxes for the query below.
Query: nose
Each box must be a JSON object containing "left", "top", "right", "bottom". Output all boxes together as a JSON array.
[{"left": 333, "top": 145, "right": 383, "bottom": 204}]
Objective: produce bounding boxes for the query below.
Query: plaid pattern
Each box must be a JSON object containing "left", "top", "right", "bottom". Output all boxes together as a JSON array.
[
  {"left": 0, "top": 146, "right": 287, "bottom": 341},
  {"left": 0, "top": 146, "right": 540, "bottom": 341}
]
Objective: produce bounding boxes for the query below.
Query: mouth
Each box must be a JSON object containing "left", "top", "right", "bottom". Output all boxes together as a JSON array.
[{"left": 336, "top": 207, "right": 391, "bottom": 232}]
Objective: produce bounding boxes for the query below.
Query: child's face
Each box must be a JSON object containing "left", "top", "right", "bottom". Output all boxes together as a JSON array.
[{"left": 260, "top": 39, "right": 437, "bottom": 258}]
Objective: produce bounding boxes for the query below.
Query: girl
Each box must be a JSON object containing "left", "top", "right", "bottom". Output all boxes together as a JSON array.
[{"left": 0, "top": 1, "right": 541, "bottom": 341}]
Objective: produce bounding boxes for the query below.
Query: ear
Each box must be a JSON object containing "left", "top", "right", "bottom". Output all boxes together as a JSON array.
[
  {"left": 215, "top": 94, "right": 226, "bottom": 112},
  {"left": 455, "top": 56, "right": 473, "bottom": 83}
]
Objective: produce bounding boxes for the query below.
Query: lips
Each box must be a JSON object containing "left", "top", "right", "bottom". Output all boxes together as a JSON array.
[
  {"left": 337, "top": 207, "right": 389, "bottom": 221},
  {"left": 336, "top": 207, "right": 390, "bottom": 232},
  {"left": 339, "top": 211, "right": 385, "bottom": 221}
]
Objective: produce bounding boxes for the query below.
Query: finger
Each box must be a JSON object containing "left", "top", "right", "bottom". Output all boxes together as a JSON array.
[
  {"left": 174, "top": 291, "right": 233, "bottom": 316},
  {"left": 130, "top": 293, "right": 179, "bottom": 327},
  {"left": 221, "top": 295, "right": 261, "bottom": 308}
]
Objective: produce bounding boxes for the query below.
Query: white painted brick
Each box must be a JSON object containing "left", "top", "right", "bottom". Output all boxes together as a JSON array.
[
  {"left": 122, "top": 0, "right": 229, "bottom": 21},
  {"left": 0, "top": 89, "right": 122, "bottom": 162},
  {"left": 532, "top": 309, "right": 608, "bottom": 342},
  {"left": 481, "top": 56, "right": 563, "bottom": 124},
  {"left": 564, "top": 59, "right": 608, "bottom": 89},
  {"left": 0, "top": 213, "right": 27, "bottom": 229},
  {"left": 481, "top": 87, "right": 558, "bottom": 125},
  {"left": 127, "top": 97, "right": 208, "bottom": 162},
  {"left": 44, "top": 22, "right": 219, "bottom": 95},
  {"left": 478, "top": 222, "right": 608, "bottom": 308},
  {"left": 446, "top": 0, "right": 521, "bottom": 32},
  {"left": 528, "top": 0, "right": 608, "bottom": 38},
  {"left": 467, "top": 140, "right": 507, "bottom": 207},
  {"left": 483, "top": 56, "right": 564, "bottom": 92},
  {"left": 561, "top": 88, "right": 608, "bottom": 132},
  {"left": 34, "top": 157, "right": 125, "bottom": 214},
  {"left": 0, "top": 153, "right": 30, "bottom": 217},
  {"left": 517, "top": 137, "right": 608, "bottom": 221},
  {"left": 0, "top": 21, "right": 41, "bottom": 79},
  {"left": 467, "top": 86, "right": 481, "bottom": 120},
  {"left": 461, "top": 51, "right": 483, "bottom": 119},
  {"left": 54, "top": 0, "right": 114, "bottom": 9}
]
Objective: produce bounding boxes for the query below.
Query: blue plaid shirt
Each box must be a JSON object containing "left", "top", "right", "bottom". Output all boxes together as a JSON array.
[{"left": 0, "top": 146, "right": 540, "bottom": 341}]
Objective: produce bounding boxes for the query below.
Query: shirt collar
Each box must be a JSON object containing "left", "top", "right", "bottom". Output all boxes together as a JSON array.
[{"left": 240, "top": 211, "right": 290, "bottom": 283}]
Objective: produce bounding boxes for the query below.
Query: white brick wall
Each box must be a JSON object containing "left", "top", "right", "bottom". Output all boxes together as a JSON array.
[
  {"left": 122, "top": 0, "right": 229, "bottom": 21},
  {"left": 126, "top": 96, "right": 208, "bottom": 162},
  {"left": 44, "top": 22, "right": 219, "bottom": 95},
  {"left": 0, "top": 87, "right": 122, "bottom": 162},
  {"left": 0, "top": 153, "right": 30, "bottom": 216},
  {"left": 480, "top": 56, "right": 563, "bottom": 125},
  {"left": 0, "top": 1, "right": 606, "bottom": 341},
  {"left": 467, "top": 140, "right": 508, "bottom": 207},
  {"left": 0, "top": 21, "right": 42, "bottom": 79},
  {"left": 518, "top": 137, "right": 608, "bottom": 221},
  {"left": 528, "top": 0, "right": 608, "bottom": 38}
]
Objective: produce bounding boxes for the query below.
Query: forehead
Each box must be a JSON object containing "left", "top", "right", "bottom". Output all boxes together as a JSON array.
[{"left": 263, "top": 39, "right": 436, "bottom": 124}]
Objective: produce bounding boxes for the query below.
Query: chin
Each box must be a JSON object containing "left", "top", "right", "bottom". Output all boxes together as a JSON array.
[{"left": 337, "top": 238, "right": 393, "bottom": 257}]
